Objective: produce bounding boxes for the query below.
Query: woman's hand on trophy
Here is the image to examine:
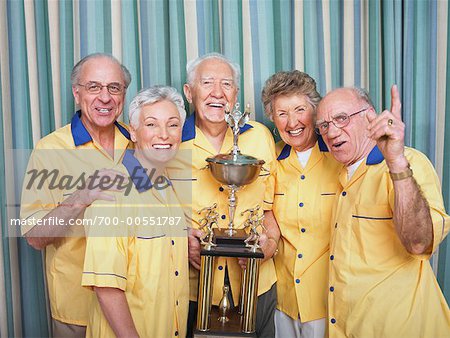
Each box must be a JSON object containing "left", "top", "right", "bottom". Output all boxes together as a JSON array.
[{"left": 188, "top": 227, "right": 204, "bottom": 270}]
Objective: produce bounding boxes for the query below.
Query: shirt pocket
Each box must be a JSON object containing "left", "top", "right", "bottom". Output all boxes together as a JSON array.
[
  {"left": 352, "top": 204, "right": 406, "bottom": 266},
  {"left": 320, "top": 184, "right": 338, "bottom": 226}
]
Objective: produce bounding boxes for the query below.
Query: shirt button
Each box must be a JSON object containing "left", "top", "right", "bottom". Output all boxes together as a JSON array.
[
  {"left": 171, "top": 240, "right": 175, "bottom": 245},
  {"left": 342, "top": 191, "right": 347, "bottom": 196},
  {"left": 331, "top": 318, "right": 336, "bottom": 324},
  {"left": 301, "top": 228, "right": 306, "bottom": 233},
  {"left": 300, "top": 175, "right": 305, "bottom": 180},
  {"left": 330, "top": 255, "right": 334, "bottom": 260},
  {"left": 330, "top": 286, "right": 334, "bottom": 292},
  {"left": 298, "top": 253, "right": 303, "bottom": 258},
  {"left": 299, "top": 202, "right": 304, "bottom": 207},
  {"left": 218, "top": 265, "right": 223, "bottom": 271},
  {"left": 221, "top": 214, "right": 226, "bottom": 220},
  {"left": 335, "top": 223, "right": 338, "bottom": 228},
  {"left": 295, "top": 279, "right": 300, "bottom": 284},
  {"left": 176, "top": 300, "right": 179, "bottom": 305},
  {"left": 175, "top": 271, "right": 179, "bottom": 276},
  {"left": 175, "top": 331, "right": 179, "bottom": 336},
  {"left": 219, "top": 187, "right": 224, "bottom": 192}
]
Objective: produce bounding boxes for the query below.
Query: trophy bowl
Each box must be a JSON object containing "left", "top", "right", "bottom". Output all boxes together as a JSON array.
[{"left": 206, "top": 153, "right": 265, "bottom": 187}]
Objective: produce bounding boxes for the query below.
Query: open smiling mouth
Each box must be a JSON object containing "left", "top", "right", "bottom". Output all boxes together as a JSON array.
[
  {"left": 96, "top": 108, "right": 112, "bottom": 114},
  {"left": 207, "top": 103, "right": 225, "bottom": 108},
  {"left": 288, "top": 128, "right": 304, "bottom": 136},
  {"left": 153, "top": 144, "right": 171, "bottom": 149}
]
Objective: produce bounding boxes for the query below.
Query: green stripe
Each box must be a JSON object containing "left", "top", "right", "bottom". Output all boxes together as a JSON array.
[
  {"left": 121, "top": 0, "right": 141, "bottom": 122},
  {"left": 222, "top": 0, "right": 243, "bottom": 104},
  {"left": 59, "top": 0, "right": 75, "bottom": 124},
  {"left": 168, "top": 0, "right": 187, "bottom": 94},
  {"left": 368, "top": 0, "right": 381, "bottom": 111},
  {"left": 437, "top": 0, "right": 450, "bottom": 304},
  {"left": 34, "top": 0, "right": 55, "bottom": 135},
  {"left": 0, "top": 49, "right": 12, "bottom": 338},
  {"left": 329, "top": 0, "right": 342, "bottom": 89}
]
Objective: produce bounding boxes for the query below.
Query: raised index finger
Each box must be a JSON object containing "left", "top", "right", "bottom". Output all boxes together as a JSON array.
[{"left": 390, "top": 84, "right": 402, "bottom": 120}]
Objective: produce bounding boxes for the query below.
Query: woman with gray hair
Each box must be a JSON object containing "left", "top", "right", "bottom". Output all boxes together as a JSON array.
[
  {"left": 82, "top": 85, "right": 189, "bottom": 337},
  {"left": 261, "top": 71, "right": 340, "bottom": 338}
]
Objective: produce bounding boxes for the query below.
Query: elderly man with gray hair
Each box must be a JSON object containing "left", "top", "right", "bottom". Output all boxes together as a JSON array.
[
  {"left": 179, "top": 52, "right": 280, "bottom": 337},
  {"left": 82, "top": 85, "right": 189, "bottom": 337},
  {"left": 316, "top": 85, "right": 450, "bottom": 337},
  {"left": 20, "top": 53, "right": 132, "bottom": 337}
]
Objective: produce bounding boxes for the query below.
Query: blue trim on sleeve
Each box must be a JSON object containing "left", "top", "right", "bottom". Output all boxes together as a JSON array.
[
  {"left": 277, "top": 144, "right": 291, "bottom": 160},
  {"left": 366, "top": 146, "right": 384, "bottom": 165},
  {"left": 71, "top": 110, "right": 130, "bottom": 146},
  {"left": 82, "top": 271, "right": 127, "bottom": 280}
]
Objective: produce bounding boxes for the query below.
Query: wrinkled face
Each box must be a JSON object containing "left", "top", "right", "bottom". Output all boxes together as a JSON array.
[
  {"left": 272, "top": 93, "right": 317, "bottom": 152},
  {"left": 130, "top": 100, "right": 182, "bottom": 166},
  {"left": 316, "top": 89, "right": 372, "bottom": 166},
  {"left": 183, "top": 58, "right": 238, "bottom": 126},
  {"left": 72, "top": 57, "right": 126, "bottom": 131}
]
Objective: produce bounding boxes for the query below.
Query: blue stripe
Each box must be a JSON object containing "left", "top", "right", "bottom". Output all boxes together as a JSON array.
[
  {"left": 83, "top": 271, "right": 127, "bottom": 280},
  {"left": 137, "top": 234, "right": 166, "bottom": 240},
  {"left": 354, "top": 0, "right": 361, "bottom": 87},
  {"left": 352, "top": 215, "right": 393, "bottom": 220}
]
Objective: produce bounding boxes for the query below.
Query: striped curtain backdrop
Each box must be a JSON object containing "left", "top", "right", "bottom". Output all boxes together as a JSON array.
[{"left": 0, "top": 0, "right": 449, "bottom": 336}]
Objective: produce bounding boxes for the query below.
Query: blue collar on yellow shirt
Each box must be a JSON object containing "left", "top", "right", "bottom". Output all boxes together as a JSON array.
[
  {"left": 71, "top": 110, "right": 130, "bottom": 146},
  {"left": 366, "top": 145, "right": 384, "bottom": 165},
  {"left": 181, "top": 113, "right": 253, "bottom": 142},
  {"left": 277, "top": 135, "right": 328, "bottom": 161},
  {"left": 121, "top": 149, "right": 172, "bottom": 193}
]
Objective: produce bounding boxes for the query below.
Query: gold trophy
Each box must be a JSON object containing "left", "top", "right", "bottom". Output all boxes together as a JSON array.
[{"left": 195, "top": 103, "right": 265, "bottom": 337}]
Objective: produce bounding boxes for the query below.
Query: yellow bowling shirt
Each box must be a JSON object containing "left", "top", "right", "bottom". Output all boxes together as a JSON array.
[
  {"left": 82, "top": 150, "right": 189, "bottom": 337},
  {"left": 328, "top": 146, "right": 450, "bottom": 337},
  {"left": 20, "top": 111, "right": 130, "bottom": 326},
  {"left": 273, "top": 139, "right": 341, "bottom": 322},
  {"left": 176, "top": 114, "right": 277, "bottom": 305}
]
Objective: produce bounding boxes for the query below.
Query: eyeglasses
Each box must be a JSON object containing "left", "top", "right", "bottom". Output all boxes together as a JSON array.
[
  {"left": 315, "top": 107, "right": 369, "bottom": 135},
  {"left": 77, "top": 81, "right": 126, "bottom": 95},
  {"left": 199, "top": 78, "right": 235, "bottom": 91}
]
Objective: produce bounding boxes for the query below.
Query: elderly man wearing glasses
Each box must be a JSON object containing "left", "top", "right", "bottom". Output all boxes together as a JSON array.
[
  {"left": 316, "top": 86, "right": 450, "bottom": 337},
  {"left": 20, "top": 53, "right": 132, "bottom": 337}
]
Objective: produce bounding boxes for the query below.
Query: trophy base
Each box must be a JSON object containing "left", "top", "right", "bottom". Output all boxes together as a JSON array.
[
  {"left": 213, "top": 228, "right": 248, "bottom": 246},
  {"left": 193, "top": 306, "right": 256, "bottom": 337}
]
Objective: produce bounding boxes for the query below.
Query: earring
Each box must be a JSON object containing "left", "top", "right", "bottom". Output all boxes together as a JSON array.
[{"left": 272, "top": 127, "right": 278, "bottom": 136}]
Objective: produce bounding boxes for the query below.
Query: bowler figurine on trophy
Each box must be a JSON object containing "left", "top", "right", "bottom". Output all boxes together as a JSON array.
[{"left": 195, "top": 103, "right": 266, "bottom": 337}]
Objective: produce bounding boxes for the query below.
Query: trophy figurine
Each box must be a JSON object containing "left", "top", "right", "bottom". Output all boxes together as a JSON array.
[{"left": 195, "top": 103, "right": 265, "bottom": 337}]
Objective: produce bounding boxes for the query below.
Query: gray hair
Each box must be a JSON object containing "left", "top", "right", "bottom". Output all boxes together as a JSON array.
[
  {"left": 262, "top": 70, "right": 321, "bottom": 120},
  {"left": 70, "top": 53, "right": 132, "bottom": 88},
  {"left": 350, "top": 87, "right": 375, "bottom": 109},
  {"left": 128, "top": 86, "right": 187, "bottom": 128},
  {"left": 186, "top": 52, "right": 241, "bottom": 88}
]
